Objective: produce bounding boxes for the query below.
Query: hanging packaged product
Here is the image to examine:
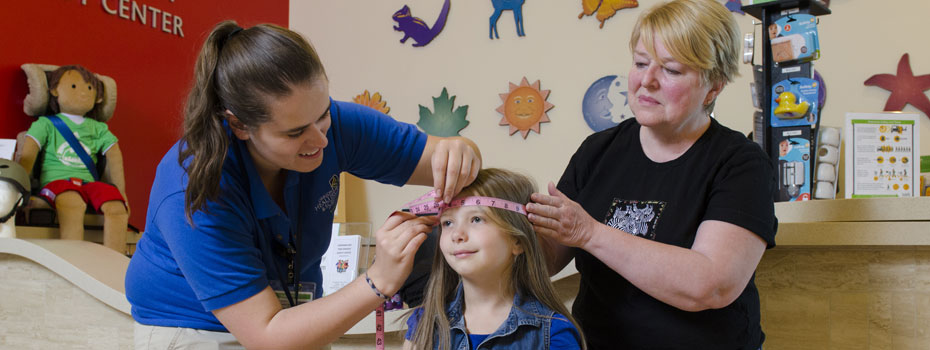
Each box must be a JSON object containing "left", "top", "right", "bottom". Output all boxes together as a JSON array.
[
  {"left": 769, "top": 13, "right": 820, "bottom": 64},
  {"left": 771, "top": 78, "right": 820, "bottom": 127},
  {"left": 773, "top": 127, "right": 813, "bottom": 202}
]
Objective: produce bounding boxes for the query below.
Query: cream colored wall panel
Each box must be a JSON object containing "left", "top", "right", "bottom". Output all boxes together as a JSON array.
[
  {"left": 289, "top": 4, "right": 930, "bottom": 347},
  {"left": 777, "top": 222, "right": 930, "bottom": 246},
  {"left": 290, "top": 1, "right": 930, "bottom": 222},
  {"left": 776, "top": 197, "right": 930, "bottom": 223},
  {"left": 0, "top": 238, "right": 129, "bottom": 312},
  {"left": 0, "top": 255, "right": 132, "bottom": 349}
]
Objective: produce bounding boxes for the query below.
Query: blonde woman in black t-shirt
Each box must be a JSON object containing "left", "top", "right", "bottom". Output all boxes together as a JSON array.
[{"left": 526, "top": 0, "right": 777, "bottom": 349}]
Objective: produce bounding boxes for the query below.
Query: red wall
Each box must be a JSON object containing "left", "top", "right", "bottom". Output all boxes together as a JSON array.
[{"left": 0, "top": 0, "right": 288, "bottom": 230}]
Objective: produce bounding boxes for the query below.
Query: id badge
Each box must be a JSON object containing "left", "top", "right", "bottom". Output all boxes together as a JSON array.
[{"left": 270, "top": 280, "right": 316, "bottom": 309}]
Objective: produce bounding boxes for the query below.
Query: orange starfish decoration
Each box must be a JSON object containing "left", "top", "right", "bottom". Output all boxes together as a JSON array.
[
  {"left": 579, "top": 0, "right": 639, "bottom": 29},
  {"left": 864, "top": 53, "right": 930, "bottom": 118}
]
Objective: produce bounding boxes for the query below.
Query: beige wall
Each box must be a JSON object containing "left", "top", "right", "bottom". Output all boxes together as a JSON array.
[{"left": 290, "top": 1, "right": 930, "bottom": 222}]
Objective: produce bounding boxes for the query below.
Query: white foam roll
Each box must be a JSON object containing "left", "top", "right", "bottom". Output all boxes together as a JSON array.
[
  {"left": 815, "top": 181, "right": 835, "bottom": 199},
  {"left": 817, "top": 163, "right": 836, "bottom": 182},
  {"left": 818, "top": 145, "right": 840, "bottom": 165},
  {"left": 820, "top": 127, "right": 841, "bottom": 147}
]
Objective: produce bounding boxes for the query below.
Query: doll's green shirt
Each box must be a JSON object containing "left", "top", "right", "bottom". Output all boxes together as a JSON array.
[{"left": 25, "top": 113, "right": 118, "bottom": 187}]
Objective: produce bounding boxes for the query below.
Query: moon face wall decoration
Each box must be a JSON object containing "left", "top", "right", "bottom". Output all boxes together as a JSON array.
[{"left": 582, "top": 75, "right": 633, "bottom": 132}]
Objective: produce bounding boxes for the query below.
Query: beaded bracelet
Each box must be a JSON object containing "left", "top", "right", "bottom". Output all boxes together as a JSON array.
[{"left": 364, "top": 272, "right": 391, "bottom": 300}]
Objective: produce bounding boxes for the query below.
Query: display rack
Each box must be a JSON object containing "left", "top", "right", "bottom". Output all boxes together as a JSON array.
[{"left": 743, "top": 0, "right": 831, "bottom": 202}]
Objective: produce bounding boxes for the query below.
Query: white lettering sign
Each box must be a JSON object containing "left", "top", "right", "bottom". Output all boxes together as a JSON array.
[{"left": 78, "top": 0, "right": 185, "bottom": 38}]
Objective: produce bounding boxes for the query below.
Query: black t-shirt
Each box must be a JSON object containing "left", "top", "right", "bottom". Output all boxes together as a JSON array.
[{"left": 558, "top": 118, "right": 777, "bottom": 350}]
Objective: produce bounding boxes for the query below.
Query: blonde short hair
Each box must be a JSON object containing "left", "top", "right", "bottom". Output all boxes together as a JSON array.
[{"left": 630, "top": 0, "right": 740, "bottom": 88}]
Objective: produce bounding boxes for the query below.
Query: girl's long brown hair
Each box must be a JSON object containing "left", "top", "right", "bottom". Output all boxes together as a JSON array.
[
  {"left": 408, "top": 168, "right": 586, "bottom": 349},
  {"left": 179, "top": 20, "right": 325, "bottom": 221}
]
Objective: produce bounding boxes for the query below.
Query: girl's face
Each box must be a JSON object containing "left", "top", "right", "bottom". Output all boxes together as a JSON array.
[
  {"left": 439, "top": 205, "right": 523, "bottom": 280},
  {"left": 628, "top": 37, "right": 720, "bottom": 131},
  {"left": 233, "top": 79, "right": 332, "bottom": 175}
]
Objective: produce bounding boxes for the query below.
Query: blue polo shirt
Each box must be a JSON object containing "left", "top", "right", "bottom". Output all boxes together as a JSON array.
[{"left": 126, "top": 100, "right": 427, "bottom": 331}]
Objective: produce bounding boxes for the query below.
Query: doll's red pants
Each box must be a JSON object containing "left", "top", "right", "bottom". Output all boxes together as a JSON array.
[{"left": 38, "top": 178, "right": 124, "bottom": 212}]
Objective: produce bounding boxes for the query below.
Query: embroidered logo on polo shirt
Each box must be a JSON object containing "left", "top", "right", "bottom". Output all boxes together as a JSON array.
[
  {"left": 315, "top": 174, "right": 340, "bottom": 213},
  {"left": 604, "top": 199, "right": 666, "bottom": 240}
]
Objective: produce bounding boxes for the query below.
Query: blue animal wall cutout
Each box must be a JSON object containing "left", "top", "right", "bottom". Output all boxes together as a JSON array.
[
  {"left": 489, "top": 0, "right": 525, "bottom": 39},
  {"left": 393, "top": 0, "right": 451, "bottom": 47}
]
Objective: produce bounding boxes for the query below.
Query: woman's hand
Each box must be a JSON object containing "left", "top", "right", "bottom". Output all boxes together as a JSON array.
[
  {"left": 407, "top": 136, "right": 482, "bottom": 203},
  {"left": 366, "top": 211, "right": 436, "bottom": 296},
  {"left": 527, "top": 182, "right": 598, "bottom": 249},
  {"left": 430, "top": 137, "right": 481, "bottom": 203}
]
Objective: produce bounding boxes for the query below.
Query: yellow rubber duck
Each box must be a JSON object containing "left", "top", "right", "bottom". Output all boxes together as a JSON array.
[{"left": 773, "top": 92, "right": 809, "bottom": 119}]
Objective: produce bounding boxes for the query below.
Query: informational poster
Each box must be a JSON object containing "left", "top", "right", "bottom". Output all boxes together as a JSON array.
[
  {"left": 845, "top": 113, "right": 920, "bottom": 198},
  {"left": 320, "top": 231, "right": 361, "bottom": 296}
]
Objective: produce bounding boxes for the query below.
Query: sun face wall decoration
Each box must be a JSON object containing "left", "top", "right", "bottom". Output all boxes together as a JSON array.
[
  {"left": 352, "top": 90, "right": 391, "bottom": 114},
  {"left": 496, "top": 77, "right": 554, "bottom": 139}
]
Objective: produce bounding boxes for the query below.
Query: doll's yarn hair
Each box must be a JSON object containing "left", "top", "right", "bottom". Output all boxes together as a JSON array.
[{"left": 46, "top": 65, "right": 106, "bottom": 120}]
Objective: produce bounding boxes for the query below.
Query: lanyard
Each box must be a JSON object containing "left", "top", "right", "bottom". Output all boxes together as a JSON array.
[
  {"left": 236, "top": 139, "right": 306, "bottom": 308},
  {"left": 279, "top": 180, "right": 304, "bottom": 308}
]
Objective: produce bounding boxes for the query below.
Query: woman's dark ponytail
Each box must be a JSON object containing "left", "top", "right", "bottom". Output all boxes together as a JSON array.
[{"left": 178, "top": 20, "right": 325, "bottom": 222}]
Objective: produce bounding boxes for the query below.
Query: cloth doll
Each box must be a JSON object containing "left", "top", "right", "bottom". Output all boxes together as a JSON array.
[{"left": 17, "top": 65, "right": 128, "bottom": 254}]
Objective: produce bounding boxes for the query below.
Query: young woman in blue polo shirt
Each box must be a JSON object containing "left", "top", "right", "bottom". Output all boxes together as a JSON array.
[{"left": 126, "top": 20, "right": 482, "bottom": 349}]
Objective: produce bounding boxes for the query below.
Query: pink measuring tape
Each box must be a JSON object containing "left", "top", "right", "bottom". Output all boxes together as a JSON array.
[
  {"left": 403, "top": 189, "right": 527, "bottom": 216},
  {"left": 375, "top": 305, "right": 385, "bottom": 350},
  {"left": 374, "top": 295, "right": 402, "bottom": 350}
]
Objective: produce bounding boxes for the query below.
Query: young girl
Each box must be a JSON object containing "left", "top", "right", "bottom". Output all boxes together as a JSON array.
[{"left": 404, "top": 168, "right": 585, "bottom": 350}]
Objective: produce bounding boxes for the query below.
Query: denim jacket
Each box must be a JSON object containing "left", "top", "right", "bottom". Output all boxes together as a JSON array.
[{"left": 444, "top": 284, "right": 562, "bottom": 350}]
